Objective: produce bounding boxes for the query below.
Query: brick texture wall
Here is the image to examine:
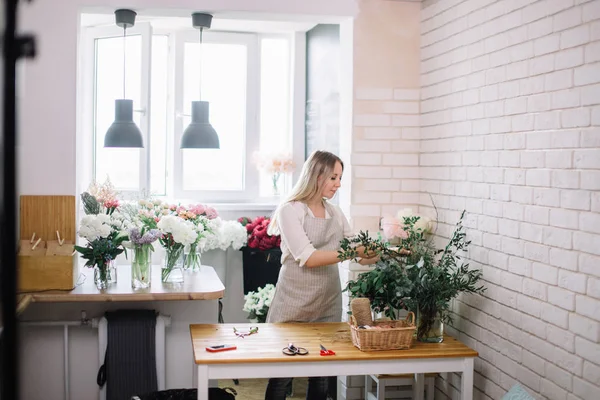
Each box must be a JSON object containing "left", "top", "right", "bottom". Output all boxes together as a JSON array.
[{"left": 419, "top": 1, "right": 600, "bottom": 399}]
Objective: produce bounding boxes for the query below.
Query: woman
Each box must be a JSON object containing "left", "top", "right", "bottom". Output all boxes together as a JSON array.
[{"left": 265, "top": 150, "right": 378, "bottom": 400}]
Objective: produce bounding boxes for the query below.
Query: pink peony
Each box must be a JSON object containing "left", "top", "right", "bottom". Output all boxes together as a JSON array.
[
  {"left": 382, "top": 217, "right": 409, "bottom": 240},
  {"left": 205, "top": 207, "right": 219, "bottom": 219}
]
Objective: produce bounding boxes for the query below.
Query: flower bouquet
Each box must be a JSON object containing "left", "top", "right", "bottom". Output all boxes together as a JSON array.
[
  {"left": 238, "top": 217, "right": 282, "bottom": 294},
  {"left": 253, "top": 152, "right": 295, "bottom": 196},
  {"left": 241, "top": 216, "right": 281, "bottom": 251},
  {"left": 157, "top": 215, "right": 198, "bottom": 283},
  {"left": 243, "top": 284, "right": 276, "bottom": 323},
  {"left": 82, "top": 177, "right": 120, "bottom": 215},
  {"left": 129, "top": 227, "right": 161, "bottom": 289},
  {"left": 173, "top": 203, "right": 219, "bottom": 271},
  {"left": 74, "top": 213, "right": 128, "bottom": 289}
]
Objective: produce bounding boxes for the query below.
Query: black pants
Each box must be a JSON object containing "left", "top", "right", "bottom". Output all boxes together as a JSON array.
[{"left": 265, "top": 377, "right": 329, "bottom": 400}]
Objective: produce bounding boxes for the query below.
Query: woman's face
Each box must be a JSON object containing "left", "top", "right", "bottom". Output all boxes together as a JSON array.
[{"left": 320, "top": 161, "right": 343, "bottom": 199}]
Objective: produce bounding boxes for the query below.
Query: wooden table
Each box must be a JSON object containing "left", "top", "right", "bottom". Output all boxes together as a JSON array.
[
  {"left": 20, "top": 264, "right": 225, "bottom": 303},
  {"left": 190, "top": 323, "right": 478, "bottom": 400}
]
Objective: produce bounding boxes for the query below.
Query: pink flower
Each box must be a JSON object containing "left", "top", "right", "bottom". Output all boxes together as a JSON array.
[
  {"left": 205, "top": 207, "right": 219, "bottom": 219},
  {"left": 191, "top": 204, "right": 206, "bottom": 216},
  {"left": 104, "top": 199, "right": 120, "bottom": 209},
  {"left": 382, "top": 217, "right": 408, "bottom": 240}
]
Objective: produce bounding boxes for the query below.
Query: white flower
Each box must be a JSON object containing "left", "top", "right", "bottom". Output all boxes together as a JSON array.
[
  {"left": 216, "top": 220, "right": 247, "bottom": 251},
  {"left": 396, "top": 208, "right": 414, "bottom": 219},
  {"left": 157, "top": 215, "right": 198, "bottom": 246},
  {"left": 78, "top": 214, "right": 113, "bottom": 241},
  {"left": 414, "top": 216, "right": 432, "bottom": 233}
]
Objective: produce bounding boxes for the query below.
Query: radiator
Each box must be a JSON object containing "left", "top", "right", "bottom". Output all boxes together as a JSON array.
[
  {"left": 97, "top": 315, "right": 171, "bottom": 400},
  {"left": 22, "top": 313, "right": 171, "bottom": 400}
]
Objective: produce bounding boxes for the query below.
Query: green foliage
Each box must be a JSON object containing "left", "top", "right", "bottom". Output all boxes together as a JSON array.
[
  {"left": 340, "top": 211, "right": 486, "bottom": 336},
  {"left": 74, "top": 232, "right": 128, "bottom": 269},
  {"left": 81, "top": 192, "right": 101, "bottom": 215}
]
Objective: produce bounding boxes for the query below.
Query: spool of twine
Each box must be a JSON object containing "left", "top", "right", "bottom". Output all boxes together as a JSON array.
[{"left": 350, "top": 298, "right": 374, "bottom": 326}]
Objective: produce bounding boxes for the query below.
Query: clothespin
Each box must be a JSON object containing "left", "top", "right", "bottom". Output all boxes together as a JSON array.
[
  {"left": 30, "top": 232, "right": 36, "bottom": 243},
  {"left": 71, "top": 250, "right": 77, "bottom": 256},
  {"left": 31, "top": 238, "right": 42, "bottom": 250},
  {"left": 56, "top": 230, "right": 65, "bottom": 246}
]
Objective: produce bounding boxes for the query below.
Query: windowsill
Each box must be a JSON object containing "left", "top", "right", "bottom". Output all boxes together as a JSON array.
[{"left": 212, "top": 202, "right": 279, "bottom": 212}]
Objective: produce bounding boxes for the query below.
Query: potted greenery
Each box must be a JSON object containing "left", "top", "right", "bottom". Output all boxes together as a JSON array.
[{"left": 339, "top": 211, "right": 485, "bottom": 342}]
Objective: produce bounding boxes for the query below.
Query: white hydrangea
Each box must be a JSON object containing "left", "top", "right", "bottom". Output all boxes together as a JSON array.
[
  {"left": 78, "top": 214, "right": 113, "bottom": 241},
  {"left": 196, "top": 217, "right": 221, "bottom": 252},
  {"left": 157, "top": 215, "right": 198, "bottom": 246},
  {"left": 218, "top": 220, "right": 248, "bottom": 251},
  {"left": 243, "top": 284, "right": 276, "bottom": 318},
  {"left": 396, "top": 208, "right": 433, "bottom": 233}
]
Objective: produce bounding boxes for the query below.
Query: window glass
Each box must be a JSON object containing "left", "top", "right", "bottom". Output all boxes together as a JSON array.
[{"left": 182, "top": 42, "right": 247, "bottom": 191}]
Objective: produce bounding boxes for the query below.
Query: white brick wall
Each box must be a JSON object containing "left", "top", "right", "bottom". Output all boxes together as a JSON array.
[
  {"left": 419, "top": 1, "right": 600, "bottom": 400},
  {"left": 352, "top": 87, "right": 421, "bottom": 232}
]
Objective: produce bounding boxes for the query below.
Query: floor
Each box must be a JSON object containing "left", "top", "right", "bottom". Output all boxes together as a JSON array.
[{"left": 219, "top": 378, "right": 309, "bottom": 400}]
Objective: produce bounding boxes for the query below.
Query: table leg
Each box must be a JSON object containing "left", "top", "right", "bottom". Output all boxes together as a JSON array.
[
  {"left": 461, "top": 358, "right": 474, "bottom": 400},
  {"left": 413, "top": 373, "right": 425, "bottom": 400},
  {"left": 197, "top": 365, "right": 209, "bottom": 400}
]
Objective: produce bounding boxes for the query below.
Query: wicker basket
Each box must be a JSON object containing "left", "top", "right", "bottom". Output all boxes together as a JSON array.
[{"left": 349, "top": 312, "right": 416, "bottom": 351}]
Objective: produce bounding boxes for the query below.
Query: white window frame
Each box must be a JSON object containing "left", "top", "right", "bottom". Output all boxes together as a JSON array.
[
  {"left": 172, "top": 30, "right": 260, "bottom": 203},
  {"left": 81, "top": 22, "right": 303, "bottom": 205},
  {"left": 82, "top": 23, "right": 153, "bottom": 197}
]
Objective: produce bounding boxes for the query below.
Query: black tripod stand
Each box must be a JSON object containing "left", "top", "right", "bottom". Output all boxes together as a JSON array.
[{"left": 1, "top": 1, "right": 36, "bottom": 399}]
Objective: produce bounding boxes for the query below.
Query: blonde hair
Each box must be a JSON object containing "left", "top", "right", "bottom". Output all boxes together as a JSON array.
[{"left": 268, "top": 150, "right": 344, "bottom": 235}]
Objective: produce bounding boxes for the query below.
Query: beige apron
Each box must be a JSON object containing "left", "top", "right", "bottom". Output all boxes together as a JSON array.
[{"left": 266, "top": 202, "right": 343, "bottom": 323}]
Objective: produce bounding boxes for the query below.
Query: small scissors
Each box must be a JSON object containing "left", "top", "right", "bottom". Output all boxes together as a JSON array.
[
  {"left": 282, "top": 343, "right": 309, "bottom": 356},
  {"left": 320, "top": 344, "right": 336, "bottom": 356}
]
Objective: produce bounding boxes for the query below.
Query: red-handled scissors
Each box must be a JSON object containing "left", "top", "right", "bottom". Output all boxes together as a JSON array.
[{"left": 320, "top": 344, "right": 335, "bottom": 356}]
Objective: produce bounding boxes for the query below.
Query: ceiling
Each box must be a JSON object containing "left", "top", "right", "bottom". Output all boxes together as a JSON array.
[{"left": 80, "top": 13, "right": 319, "bottom": 33}]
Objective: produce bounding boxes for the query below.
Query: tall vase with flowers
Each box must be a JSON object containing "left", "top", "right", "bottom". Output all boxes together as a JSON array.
[
  {"left": 157, "top": 215, "right": 198, "bottom": 283},
  {"left": 238, "top": 216, "right": 282, "bottom": 294},
  {"left": 175, "top": 203, "right": 219, "bottom": 271},
  {"left": 253, "top": 152, "right": 296, "bottom": 196},
  {"left": 129, "top": 227, "right": 161, "bottom": 289},
  {"left": 74, "top": 214, "right": 128, "bottom": 289},
  {"left": 76, "top": 183, "right": 130, "bottom": 289}
]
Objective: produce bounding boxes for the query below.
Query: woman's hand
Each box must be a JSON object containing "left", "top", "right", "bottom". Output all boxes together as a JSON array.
[
  {"left": 355, "top": 246, "right": 377, "bottom": 259},
  {"left": 358, "top": 256, "right": 380, "bottom": 266}
]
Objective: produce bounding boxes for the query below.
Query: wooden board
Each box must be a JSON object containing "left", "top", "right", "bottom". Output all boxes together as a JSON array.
[
  {"left": 18, "top": 256, "right": 77, "bottom": 291},
  {"left": 18, "top": 195, "right": 77, "bottom": 291},
  {"left": 19, "top": 195, "right": 76, "bottom": 242},
  {"left": 190, "top": 323, "right": 478, "bottom": 365}
]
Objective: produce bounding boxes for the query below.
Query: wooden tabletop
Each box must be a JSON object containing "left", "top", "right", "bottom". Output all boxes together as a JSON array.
[
  {"left": 23, "top": 264, "right": 225, "bottom": 303},
  {"left": 190, "top": 323, "right": 478, "bottom": 364}
]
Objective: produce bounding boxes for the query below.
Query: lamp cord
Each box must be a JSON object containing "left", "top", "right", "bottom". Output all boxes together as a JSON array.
[
  {"left": 123, "top": 26, "right": 127, "bottom": 99},
  {"left": 199, "top": 27, "right": 203, "bottom": 101}
]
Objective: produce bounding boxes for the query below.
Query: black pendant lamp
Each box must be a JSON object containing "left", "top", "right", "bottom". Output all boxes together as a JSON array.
[
  {"left": 104, "top": 9, "right": 144, "bottom": 148},
  {"left": 180, "top": 13, "right": 220, "bottom": 149}
]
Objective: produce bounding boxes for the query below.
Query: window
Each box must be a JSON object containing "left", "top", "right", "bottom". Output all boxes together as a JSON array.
[{"left": 82, "top": 18, "right": 298, "bottom": 203}]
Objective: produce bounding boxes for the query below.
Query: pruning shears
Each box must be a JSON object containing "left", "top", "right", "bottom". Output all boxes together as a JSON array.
[{"left": 320, "top": 344, "right": 336, "bottom": 356}]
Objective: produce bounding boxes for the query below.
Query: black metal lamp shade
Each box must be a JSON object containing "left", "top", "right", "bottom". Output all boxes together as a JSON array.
[
  {"left": 104, "top": 99, "right": 144, "bottom": 148},
  {"left": 180, "top": 101, "right": 220, "bottom": 149}
]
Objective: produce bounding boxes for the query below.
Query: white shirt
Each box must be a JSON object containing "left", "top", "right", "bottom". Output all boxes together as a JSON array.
[{"left": 278, "top": 201, "right": 353, "bottom": 267}]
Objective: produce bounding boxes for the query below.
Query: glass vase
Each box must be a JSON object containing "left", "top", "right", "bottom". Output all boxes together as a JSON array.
[
  {"left": 184, "top": 244, "right": 202, "bottom": 272},
  {"left": 94, "top": 260, "right": 117, "bottom": 290},
  {"left": 162, "top": 246, "right": 184, "bottom": 283},
  {"left": 271, "top": 173, "right": 281, "bottom": 196},
  {"left": 132, "top": 244, "right": 152, "bottom": 289},
  {"left": 416, "top": 309, "right": 444, "bottom": 343}
]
